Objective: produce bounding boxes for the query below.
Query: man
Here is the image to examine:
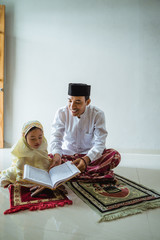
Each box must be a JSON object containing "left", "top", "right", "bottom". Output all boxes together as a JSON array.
[
  {"left": 49, "top": 83, "right": 121, "bottom": 180},
  {"left": 31, "top": 83, "right": 120, "bottom": 196}
]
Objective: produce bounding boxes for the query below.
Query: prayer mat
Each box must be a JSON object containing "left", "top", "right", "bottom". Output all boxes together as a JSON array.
[
  {"left": 4, "top": 184, "right": 72, "bottom": 214},
  {"left": 67, "top": 174, "right": 160, "bottom": 222}
]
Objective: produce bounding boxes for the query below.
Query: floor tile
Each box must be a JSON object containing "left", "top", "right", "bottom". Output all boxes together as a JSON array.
[{"left": 0, "top": 149, "right": 160, "bottom": 240}]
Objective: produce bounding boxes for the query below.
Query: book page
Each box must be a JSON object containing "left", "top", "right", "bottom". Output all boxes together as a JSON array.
[
  {"left": 24, "top": 165, "right": 53, "bottom": 188},
  {"left": 49, "top": 161, "right": 80, "bottom": 188}
]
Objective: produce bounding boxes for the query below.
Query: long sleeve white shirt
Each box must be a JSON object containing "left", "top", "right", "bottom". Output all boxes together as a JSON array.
[{"left": 49, "top": 105, "right": 108, "bottom": 161}]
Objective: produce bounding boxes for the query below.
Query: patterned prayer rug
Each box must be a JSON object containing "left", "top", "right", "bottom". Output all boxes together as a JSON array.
[
  {"left": 67, "top": 174, "right": 160, "bottom": 222},
  {"left": 4, "top": 184, "right": 72, "bottom": 214}
]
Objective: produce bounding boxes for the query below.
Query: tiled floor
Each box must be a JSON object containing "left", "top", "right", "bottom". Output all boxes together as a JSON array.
[{"left": 0, "top": 149, "right": 160, "bottom": 240}]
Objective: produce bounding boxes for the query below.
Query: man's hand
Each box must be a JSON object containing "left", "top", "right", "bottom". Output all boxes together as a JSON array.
[
  {"left": 72, "top": 156, "right": 90, "bottom": 172},
  {"left": 49, "top": 153, "right": 62, "bottom": 170}
]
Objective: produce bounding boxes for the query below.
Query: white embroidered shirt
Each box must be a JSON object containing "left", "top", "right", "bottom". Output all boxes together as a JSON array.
[{"left": 49, "top": 105, "right": 108, "bottom": 161}]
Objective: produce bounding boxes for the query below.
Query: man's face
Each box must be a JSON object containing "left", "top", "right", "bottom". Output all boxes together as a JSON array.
[{"left": 68, "top": 96, "right": 91, "bottom": 118}]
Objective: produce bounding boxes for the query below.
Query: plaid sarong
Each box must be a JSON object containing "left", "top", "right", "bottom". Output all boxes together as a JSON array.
[{"left": 61, "top": 148, "right": 121, "bottom": 182}]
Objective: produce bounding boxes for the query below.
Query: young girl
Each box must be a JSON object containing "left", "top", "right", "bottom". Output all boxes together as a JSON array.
[{"left": 0, "top": 120, "right": 51, "bottom": 187}]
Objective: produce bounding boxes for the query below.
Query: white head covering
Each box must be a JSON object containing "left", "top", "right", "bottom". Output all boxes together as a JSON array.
[
  {"left": 22, "top": 120, "right": 44, "bottom": 137},
  {"left": 11, "top": 120, "right": 50, "bottom": 171}
]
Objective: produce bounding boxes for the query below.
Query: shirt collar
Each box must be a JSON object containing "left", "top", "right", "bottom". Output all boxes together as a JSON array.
[{"left": 78, "top": 105, "right": 89, "bottom": 119}]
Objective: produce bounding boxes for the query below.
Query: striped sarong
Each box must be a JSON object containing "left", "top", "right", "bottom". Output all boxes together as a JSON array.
[{"left": 61, "top": 149, "right": 121, "bottom": 183}]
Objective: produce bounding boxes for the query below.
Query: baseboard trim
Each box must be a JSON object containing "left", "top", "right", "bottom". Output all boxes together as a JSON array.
[
  {"left": 120, "top": 153, "right": 160, "bottom": 169},
  {"left": 0, "top": 149, "right": 160, "bottom": 169}
]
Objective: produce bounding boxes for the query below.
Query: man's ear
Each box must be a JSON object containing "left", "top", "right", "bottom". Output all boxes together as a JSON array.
[{"left": 86, "top": 98, "right": 91, "bottom": 106}]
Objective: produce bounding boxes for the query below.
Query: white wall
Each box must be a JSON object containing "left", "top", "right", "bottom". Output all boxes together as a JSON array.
[{"left": 2, "top": 0, "right": 160, "bottom": 154}]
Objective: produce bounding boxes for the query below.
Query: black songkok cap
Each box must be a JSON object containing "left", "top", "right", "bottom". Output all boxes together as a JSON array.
[{"left": 68, "top": 83, "right": 91, "bottom": 96}]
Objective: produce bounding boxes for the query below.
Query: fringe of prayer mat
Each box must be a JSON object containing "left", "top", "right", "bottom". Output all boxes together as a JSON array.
[
  {"left": 4, "top": 199, "right": 72, "bottom": 214},
  {"left": 99, "top": 199, "right": 160, "bottom": 222},
  {"left": 4, "top": 184, "right": 72, "bottom": 214}
]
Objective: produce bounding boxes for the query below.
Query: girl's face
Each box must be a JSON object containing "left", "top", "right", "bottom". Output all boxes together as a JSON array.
[{"left": 26, "top": 128, "right": 43, "bottom": 149}]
